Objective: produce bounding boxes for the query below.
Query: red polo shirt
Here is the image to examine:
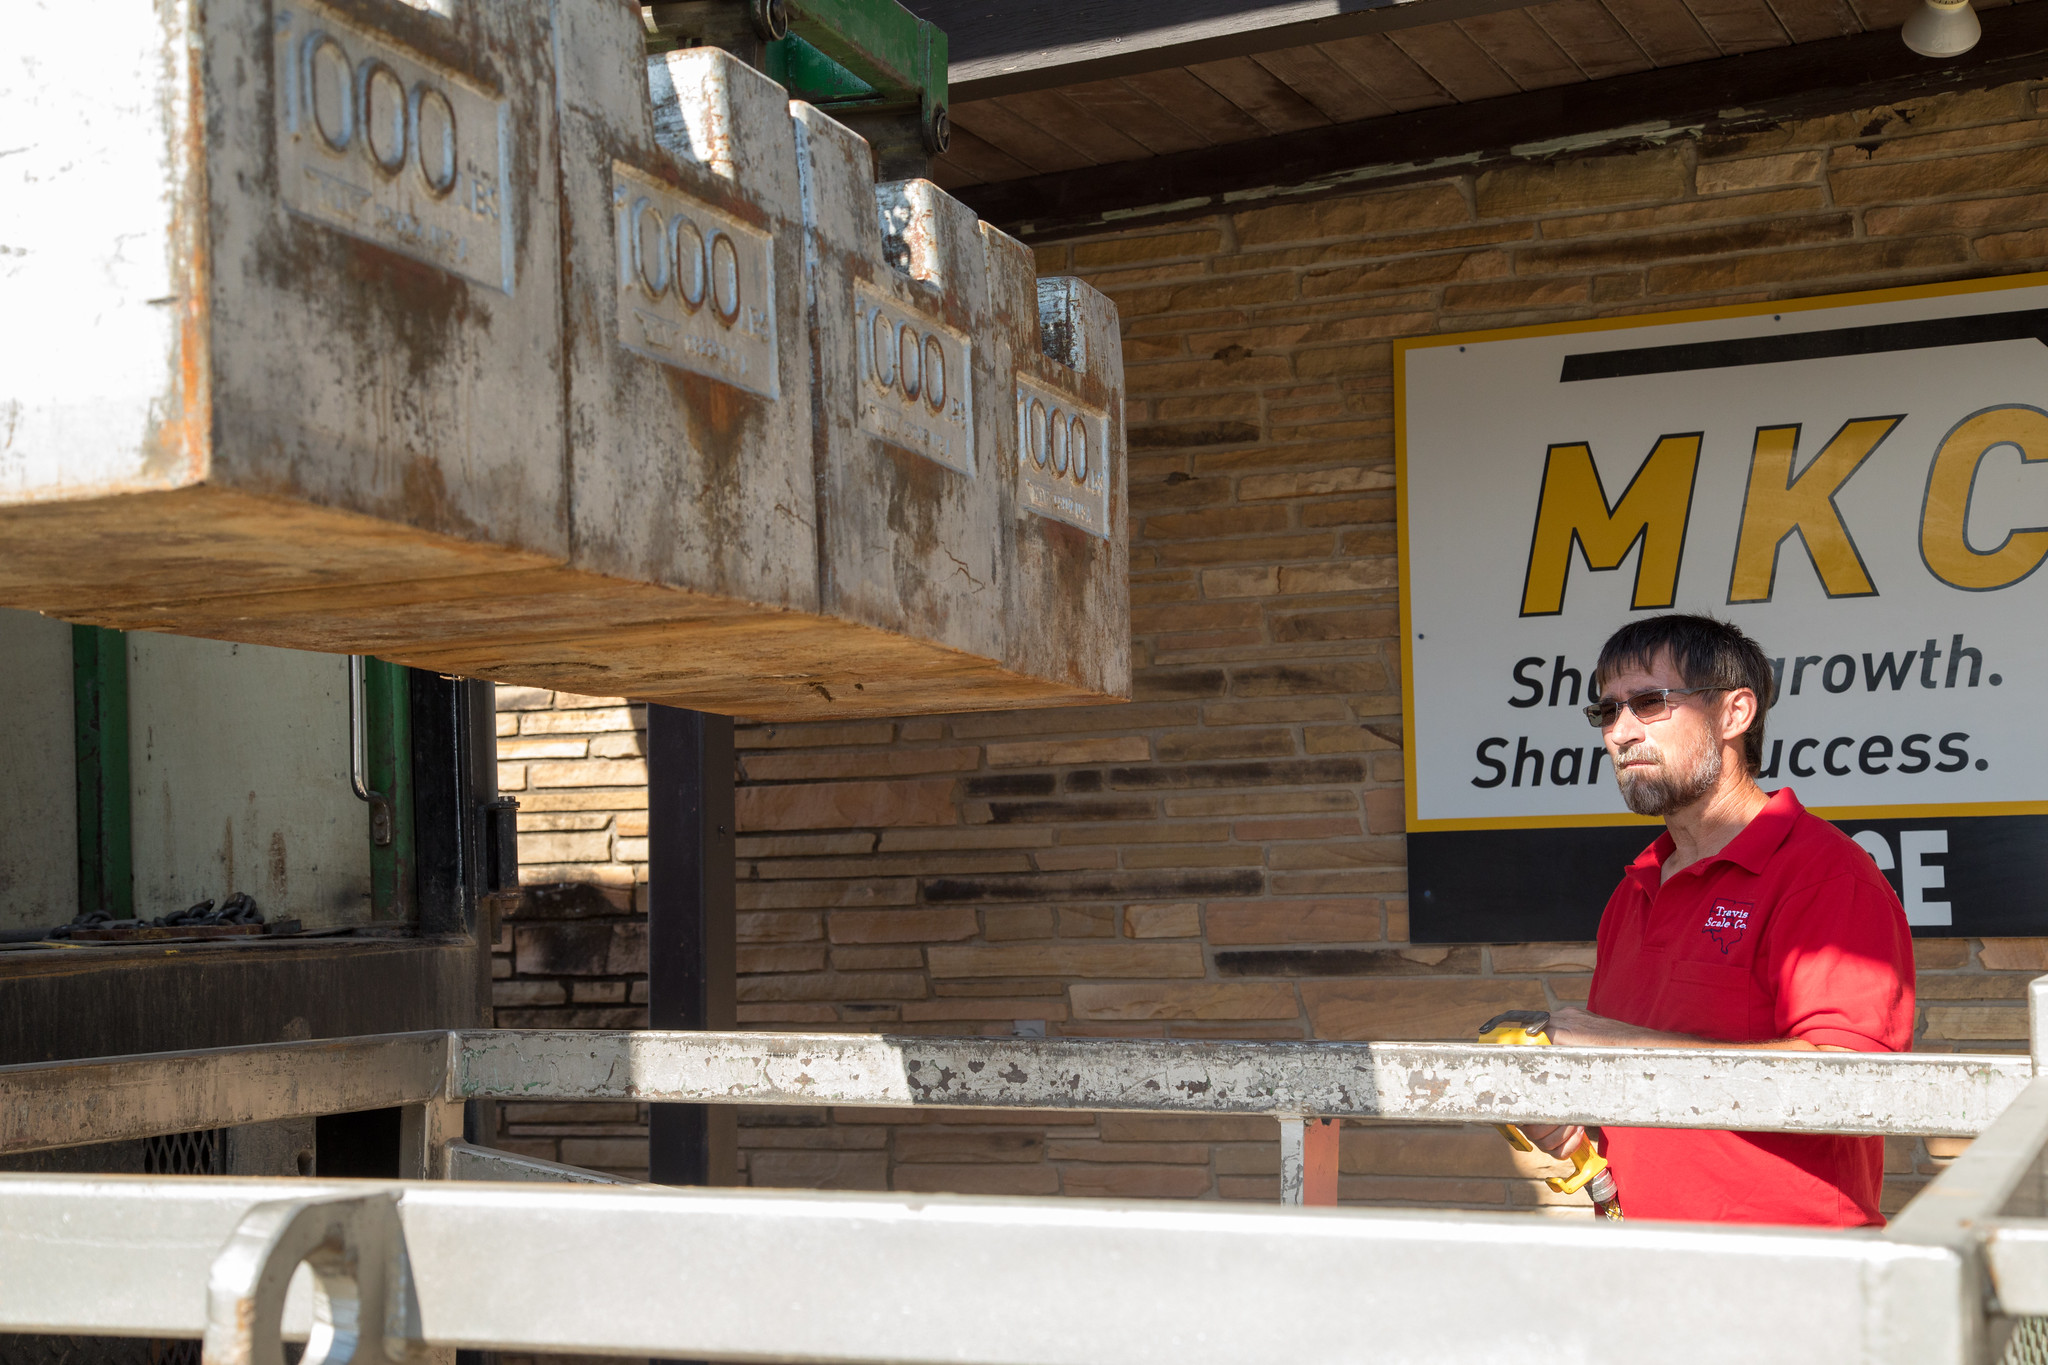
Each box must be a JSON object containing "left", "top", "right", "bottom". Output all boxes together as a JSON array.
[{"left": 1585, "top": 788, "right": 1914, "bottom": 1227}]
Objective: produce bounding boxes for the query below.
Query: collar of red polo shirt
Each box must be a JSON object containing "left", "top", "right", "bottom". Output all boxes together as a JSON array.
[{"left": 1623, "top": 787, "right": 1803, "bottom": 894}]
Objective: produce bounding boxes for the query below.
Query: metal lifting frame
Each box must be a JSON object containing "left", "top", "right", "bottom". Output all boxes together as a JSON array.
[{"left": 7, "top": 991, "right": 2048, "bottom": 1364}]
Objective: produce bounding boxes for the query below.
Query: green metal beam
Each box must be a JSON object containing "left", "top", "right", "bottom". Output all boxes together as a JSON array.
[
  {"left": 765, "top": 34, "right": 879, "bottom": 106},
  {"left": 779, "top": 0, "right": 947, "bottom": 116},
  {"left": 71, "top": 625, "right": 131, "bottom": 920}
]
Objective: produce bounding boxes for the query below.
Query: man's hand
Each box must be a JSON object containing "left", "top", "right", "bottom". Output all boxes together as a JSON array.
[{"left": 1514, "top": 1123, "right": 1588, "bottom": 1160}]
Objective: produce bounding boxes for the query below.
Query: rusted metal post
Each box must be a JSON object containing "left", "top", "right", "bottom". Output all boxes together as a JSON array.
[{"left": 1279, "top": 1117, "right": 1340, "bottom": 1207}]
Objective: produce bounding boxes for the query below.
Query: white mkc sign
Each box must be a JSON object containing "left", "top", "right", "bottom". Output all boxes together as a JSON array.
[{"left": 1398, "top": 274, "right": 2048, "bottom": 834}]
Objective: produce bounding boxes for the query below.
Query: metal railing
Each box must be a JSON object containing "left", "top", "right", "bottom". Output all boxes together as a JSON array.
[
  {"left": 6, "top": 1024, "right": 2029, "bottom": 1200},
  {"left": 4, "top": 989, "right": 2048, "bottom": 1363}
]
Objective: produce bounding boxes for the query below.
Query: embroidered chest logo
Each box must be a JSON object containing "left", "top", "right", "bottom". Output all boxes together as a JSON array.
[{"left": 1703, "top": 900, "right": 1754, "bottom": 954}]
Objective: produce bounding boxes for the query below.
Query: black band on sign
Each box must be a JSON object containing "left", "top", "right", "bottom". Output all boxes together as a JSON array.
[{"left": 1559, "top": 308, "right": 2048, "bottom": 382}]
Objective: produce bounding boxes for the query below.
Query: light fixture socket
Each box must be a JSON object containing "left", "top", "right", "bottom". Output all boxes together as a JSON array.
[{"left": 1902, "top": 0, "right": 1980, "bottom": 57}]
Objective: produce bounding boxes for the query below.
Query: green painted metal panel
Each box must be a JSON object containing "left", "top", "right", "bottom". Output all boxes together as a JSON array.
[
  {"left": 362, "top": 657, "right": 415, "bottom": 921},
  {"left": 70, "top": 625, "right": 131, "bottom": 919}
]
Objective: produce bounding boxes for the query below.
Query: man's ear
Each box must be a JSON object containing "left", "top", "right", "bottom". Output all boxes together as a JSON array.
[{"left": 1719, "top": 687, "right": 1760, "bottom": 743}]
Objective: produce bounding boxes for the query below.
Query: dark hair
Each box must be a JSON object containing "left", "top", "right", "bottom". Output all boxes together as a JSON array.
[{"left": 1593, "top": 614, "right": 1775, "bottom": 775}]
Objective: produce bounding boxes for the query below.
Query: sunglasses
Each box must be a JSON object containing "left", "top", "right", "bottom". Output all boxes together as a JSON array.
[{"left": 1582, "top": 686, "right": 1727, "bottom": 729}]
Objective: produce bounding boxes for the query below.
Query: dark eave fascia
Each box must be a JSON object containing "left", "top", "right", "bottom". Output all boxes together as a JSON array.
[
  {"left": 917, "top": 0, "right": 1558, "bottom": 102},
  {"left": 957, "top": 1, "right": 2048, "bottom": 241}
]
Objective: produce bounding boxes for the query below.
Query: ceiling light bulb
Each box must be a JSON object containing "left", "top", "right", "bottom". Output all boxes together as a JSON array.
[{"left": 1902, "top": 0, "right": 1980, "bottom": 57}]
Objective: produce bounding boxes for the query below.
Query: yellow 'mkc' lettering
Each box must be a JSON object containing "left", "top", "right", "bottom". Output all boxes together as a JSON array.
[
  {"left": 1519, "top": 434, "right": 1701, "bottom": 617},
  {"left": 1921, "top": 404, "right": 2048, "bottom": 592},
  {"left": 1726, "top": 416, "right": 1898, "bottom": 603}
]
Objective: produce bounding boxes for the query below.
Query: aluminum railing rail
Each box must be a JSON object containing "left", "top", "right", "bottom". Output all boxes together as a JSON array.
[
  {"left": 0, "top": 1171, "right": 1973, "bottom": 1365},
  {"left": 5, "top": 984, "right": 2048, "bottom": 1363}
]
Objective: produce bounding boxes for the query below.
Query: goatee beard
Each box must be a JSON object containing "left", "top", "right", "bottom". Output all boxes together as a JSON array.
[{"left": 1615, "top": 739, "right": 1722, "bottom": 816}]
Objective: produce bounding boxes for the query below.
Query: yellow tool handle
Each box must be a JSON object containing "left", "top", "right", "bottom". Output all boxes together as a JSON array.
[
  {"left": 1494, "top": 1123, "right": 1612, "bottom": 1195},
  {"left": 1477, "top": 1011, "right": 1612, "bottom": 1195}
]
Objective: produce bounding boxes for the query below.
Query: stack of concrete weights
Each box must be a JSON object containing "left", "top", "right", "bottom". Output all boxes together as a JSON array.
[{"left": 0, "top": 0, "right": 1127, "bottom": 719}]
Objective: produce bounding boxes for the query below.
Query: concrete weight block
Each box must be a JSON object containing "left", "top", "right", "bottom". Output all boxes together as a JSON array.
[
  {"left": 398, "top": 34, "right": 1129, "bottom": 718},
  {"left": 1, "top": 0, "right": 1128, "bottom": 719},
  {"left": 560, "top": 35, "right": 814, "bottom": 613},
  {"left": 382, "top": 25, "right": 828, "bottom": 708},
  {"left": 799, "top": 115, "right": 1006, "bottom": 691},
  {"left": 791, "top": 119, "right": 1128, "bottom": 713},
  {"left": 985, "top": 230, "right": 1131, "bottom": 703},
  {"left": 0, "top": 0, "right": 567, "bottom": 635}
]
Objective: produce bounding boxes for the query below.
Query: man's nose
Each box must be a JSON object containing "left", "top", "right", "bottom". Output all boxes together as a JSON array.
[{"left": 1605, "top": 709, "right": 1647, "bottom": 749}]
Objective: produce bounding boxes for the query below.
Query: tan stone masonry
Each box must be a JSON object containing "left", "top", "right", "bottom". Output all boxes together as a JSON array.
[{"left": 491, "top": 79, "right": 2048, "bottom": 1213}]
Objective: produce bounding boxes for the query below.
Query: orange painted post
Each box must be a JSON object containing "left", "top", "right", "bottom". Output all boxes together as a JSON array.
[{"left": 1303, "top": 1118, "right": 1341, "bottom": 1207}]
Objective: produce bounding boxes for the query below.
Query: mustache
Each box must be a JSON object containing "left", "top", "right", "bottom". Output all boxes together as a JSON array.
[{"left": 1613, "top": 740, "right": 1663, "bottom": 767}]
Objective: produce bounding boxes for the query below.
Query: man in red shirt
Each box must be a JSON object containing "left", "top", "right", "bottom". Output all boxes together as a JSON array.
[{"left": 1507, "top": 614, "right": 1915, "bottom": 1226}]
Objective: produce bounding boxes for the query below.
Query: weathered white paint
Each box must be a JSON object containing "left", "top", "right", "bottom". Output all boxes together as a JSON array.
[
  {"left": 453, "top": 1030, "right": 2031, "bottom": 1137},
  {"left": 0, "top": 609, "right": 77, "bottom": 931},
  {"left": 128, "top": 637, "right": 370, "bottom": 929},
  {"left": 6, "top": 1027, "right": 2026, "bottom": 1159},
  {"left": 0, "top": 0, "right": 562, "bottom": 526},
  {"left": 994, "top": 230, "right": 1130, "bottom": 695},
  {"left": 0, "top": 1174, "right": 1971, "bottom": 1364},
  {"left": 792, "top": 115, "right": 1129, "bottom": 697}
]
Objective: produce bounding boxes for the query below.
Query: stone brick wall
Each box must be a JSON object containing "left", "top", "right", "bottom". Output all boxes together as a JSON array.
[{"left": 489, "top": 79, "right": 2048, "bottom": 1213}]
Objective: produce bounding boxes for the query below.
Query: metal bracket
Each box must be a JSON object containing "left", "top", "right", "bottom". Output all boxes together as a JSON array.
[{"left": 203, "top": 1192, "right": 424, "bottom": 1365}]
